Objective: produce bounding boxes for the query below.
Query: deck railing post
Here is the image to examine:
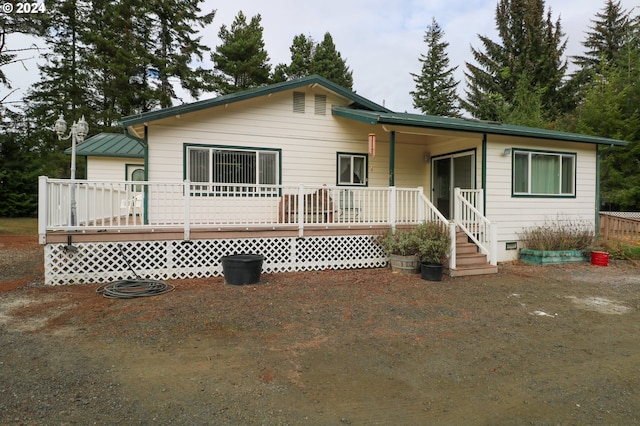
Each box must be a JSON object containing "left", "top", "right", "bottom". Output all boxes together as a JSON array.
[
  {"left": 449, "top": 221, "right": 457, "bottom": 270},
  {"left": 297, "top": 184, "right": 305, "bottom": 237},
  {"left": 389, "top": 186, "right": 397, "bottom": 231},
  {"left": 417, "top": 186, "right": 425, "bottom": 222},
  {"left": 453, "top": 187, "right": 461, "bottom": 223},
  {"left": 38, "top": 176, "right": 48, "bottom": 245},
  {"left": 184, "top": 180, "right": 191, "bottom": 240}
]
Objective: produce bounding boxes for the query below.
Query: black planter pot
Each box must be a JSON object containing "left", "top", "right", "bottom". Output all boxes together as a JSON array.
[
  {"left": 221, "top": 254, "right": 264, "bottom": 285},
  {"left": 421, "top": 262, "right": 444, "bottom": 281}
]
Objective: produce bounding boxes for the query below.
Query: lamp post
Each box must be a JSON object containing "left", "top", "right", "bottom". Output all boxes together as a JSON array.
[{"left": 55, "top": 114, "right": 89, "bottom": 226}]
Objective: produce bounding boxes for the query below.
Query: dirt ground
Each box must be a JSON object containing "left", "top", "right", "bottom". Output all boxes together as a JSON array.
[{"left": 1, "top": 233, "right": 639, "bottom": 425}]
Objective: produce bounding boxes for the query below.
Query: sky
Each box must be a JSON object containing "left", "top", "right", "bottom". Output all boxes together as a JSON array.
[{"left": 2, "top": 0, "right": 638, "bottom": 114}]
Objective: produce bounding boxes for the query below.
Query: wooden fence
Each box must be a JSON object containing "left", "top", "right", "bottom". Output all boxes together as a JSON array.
[{"left": 599, "top": 213, "right": 640, "bottom": 242}]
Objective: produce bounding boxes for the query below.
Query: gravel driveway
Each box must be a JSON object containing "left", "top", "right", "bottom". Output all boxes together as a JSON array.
[{"left": 1, "top": 233, "right": 640, "bottom": 425}]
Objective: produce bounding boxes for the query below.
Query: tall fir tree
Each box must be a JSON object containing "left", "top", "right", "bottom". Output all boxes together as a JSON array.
[
  {"left": 211, "top": 11, "right": 271, "bottom": 95},
  {"left": 311, "top": 33, "right": 353, "bottom": 89},
  {"left": 461, "top": 0, "right": 567, "bottom": 122},
  {"left": 410, "top": 18, "right": 460, "bottom": 117},
  {"left": 573, "top": 0, "right": 632, "bottom": 72},
  {"left": 150, "top": 0, "right": 216, "bottom": 107}
]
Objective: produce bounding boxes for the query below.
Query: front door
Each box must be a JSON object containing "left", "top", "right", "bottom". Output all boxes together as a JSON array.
[{"left": 431, "top": 151, "right": 475, "bottom": 219}]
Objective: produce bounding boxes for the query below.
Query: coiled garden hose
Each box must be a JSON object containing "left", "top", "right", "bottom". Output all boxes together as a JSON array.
[
  {"left": 95, "top": 244, "right": 175, "bottom": 298},
  {"left": 96, "top": 279, "right": 175, "bottom": 299}
]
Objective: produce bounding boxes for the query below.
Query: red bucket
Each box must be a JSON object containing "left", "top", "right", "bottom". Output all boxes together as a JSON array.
[{"left": 591, "top": 251, "right": 609, "bottom": 267}]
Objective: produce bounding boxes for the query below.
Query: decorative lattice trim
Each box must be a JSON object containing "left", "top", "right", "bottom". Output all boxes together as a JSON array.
[{"left": 44, "top": 235, "right": 387, "bottom": 285}]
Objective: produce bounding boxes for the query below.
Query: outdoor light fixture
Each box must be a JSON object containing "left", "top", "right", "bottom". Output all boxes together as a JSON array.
[
  {"left": 502, "top": 148, "right": 512, "bottom": 157},
  {"left": 55, "top": 114, "right": 89, "bottom": 226}
]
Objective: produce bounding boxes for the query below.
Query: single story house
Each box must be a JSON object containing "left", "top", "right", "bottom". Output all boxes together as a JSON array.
[{"left": 39, "top": 75, "right": 627, "bottom": 285}]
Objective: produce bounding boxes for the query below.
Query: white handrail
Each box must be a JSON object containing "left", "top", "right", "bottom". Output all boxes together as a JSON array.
[
  {"left": 39, "top": 178, "right": 437, "bottom": 237},
  {"left": 453, "top": 188, "right": 497, "bottom": 265}
]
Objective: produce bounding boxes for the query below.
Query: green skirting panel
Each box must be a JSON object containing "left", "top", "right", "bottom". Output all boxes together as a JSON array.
[{"left": 519, "top": 249, "right": 587, "bottom": 265}]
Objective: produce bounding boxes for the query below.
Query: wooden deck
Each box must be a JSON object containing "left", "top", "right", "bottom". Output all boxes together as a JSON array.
[{"left": 44, "top": 224, "right": 392, "bottom": 244}]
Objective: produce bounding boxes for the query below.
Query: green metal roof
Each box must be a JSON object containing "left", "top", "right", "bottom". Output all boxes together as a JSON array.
[
  {"left": 64, "top": 132, "right": 144, "bottom": 158},
  {"left": 332, "top": 107, "right": 628, "bottom": 146},
  {"left": 119, "top": 75, "right": 391, "bottom": 128}
]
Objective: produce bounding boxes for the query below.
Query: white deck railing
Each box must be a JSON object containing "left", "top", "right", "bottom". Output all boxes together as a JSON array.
[
  {"left": 38, "top": 178, "right": 447, "bottom": 240},
  {"left": 454, "top": 188, "right": 497, "bottom": 266}
]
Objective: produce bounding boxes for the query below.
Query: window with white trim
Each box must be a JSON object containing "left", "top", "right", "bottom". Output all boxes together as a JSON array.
[
  {"left": 187, "top": 145, "right": 279, "bottom": 195},
  {"left": 513, "top": 149, "right": 575, "bottom": 196},
  {"left": 337, "top": 153, "right": 367, "bottom": 186}
]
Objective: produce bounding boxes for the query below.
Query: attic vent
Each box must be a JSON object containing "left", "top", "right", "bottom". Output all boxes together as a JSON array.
[
  {"left": 293, "top": 91, "right": 305, "bottom": 113},
  {"left": 314, "top": 94, "right": 327, "bottom": 115}
]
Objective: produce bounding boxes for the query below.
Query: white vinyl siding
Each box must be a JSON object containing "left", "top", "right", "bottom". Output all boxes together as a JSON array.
[{"left": 485, "top": 137, "right": 597, "bottom": 262}]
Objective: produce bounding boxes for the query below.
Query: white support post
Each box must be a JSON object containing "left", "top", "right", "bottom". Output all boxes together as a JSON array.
[
  {"left": 449, "top": 221, "right": 457, "bottom": 270},
  {"left": 417, "top": 186, "right": 425, "bottom": 222},
  {"left": 389, "top": 186, "right": 397, "bottom": 231},
  {"left": 490, "top": 223, "right": 498, "bottom": 266},
  {"left": 184, "top": 180, "right": 191, "bottom": 240},
  {"left": 38, "top": 176, "right": 48, "bottom": 245},
  {"left": 297, "top": 184, "right": 305, "bottom": 237},
  {"left": 453, "top": 187, "right": 461, "bottom": 223}
]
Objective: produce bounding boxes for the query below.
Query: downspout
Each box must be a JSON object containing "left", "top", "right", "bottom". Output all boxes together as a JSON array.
[
  {"left": 595, "top": 143, "right": 616, "bottom": 238},
  {"left": 389, "top": 130, "right": 395, "bottom": 186},
  {"left": 481, "top": 133, "right": 487, "bottom": 216},
  {"left": 143, "top": 125, "right": 149, "bottom": 225}
]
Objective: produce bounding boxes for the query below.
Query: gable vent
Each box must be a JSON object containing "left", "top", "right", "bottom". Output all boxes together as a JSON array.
[
  {"left": 293, "top": 91, "right": 305, "bottom": 113},
  {"left": 314, "top": 94, "right": 327, "bottom": 115}
]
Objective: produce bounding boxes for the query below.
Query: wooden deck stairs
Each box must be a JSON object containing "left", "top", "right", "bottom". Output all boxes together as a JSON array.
[{"left": 449, "top": 231, "right": 498, "bottom": 277}]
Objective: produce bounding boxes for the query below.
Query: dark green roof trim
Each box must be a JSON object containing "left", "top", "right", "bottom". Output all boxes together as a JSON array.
[
  {"left": 64, "top": 132, "right": 144, "bottom": 158},
  {"left": 332, "top": 107, "right": 628, "bottom": 146},
  {"left": 119, "top": 75, "right": 391, "bottom": 127}
]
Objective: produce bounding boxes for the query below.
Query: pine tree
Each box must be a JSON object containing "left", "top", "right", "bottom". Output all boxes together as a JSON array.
[
  {"left": 410, "top": 18, "right": 460, "bottom": 117},
  {"left": 211, "top": 11, "right": 271, "bottom": 95},
  {"left": 461, "top": 0, "right": 568, "bottom": 122},
  {"left": 311, "top": 33, "right": 353, "bottom": 89},
  {"left": 286, "top": 34, "right": 315, "bottom": 80}
]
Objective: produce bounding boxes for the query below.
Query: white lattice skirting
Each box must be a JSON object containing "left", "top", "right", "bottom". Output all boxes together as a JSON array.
[{"left": 44, "top": 235, "right": 388, "bottom": 285}]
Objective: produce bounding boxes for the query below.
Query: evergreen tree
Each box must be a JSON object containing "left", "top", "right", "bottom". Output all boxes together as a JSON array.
[
  {"left": 211, "top": 11, "right": 271, "bottom": 94},
  {"left": 461, "top": 0, "right": 568, "bottom": 122},
  {"left": 311, "top": 33, "right": 353, "bottom": 89},
  {"left": 410, "top": 18, "right": 460, "bottom": 117},
  {"left": 286, "top": 34, "right": 315, "bottom": 80},
  {"left": 150, "top": 0, "right": 216, "bottom": 107},
  {"left": 573, "top": 0, "right": 632, "bottom": 72}
]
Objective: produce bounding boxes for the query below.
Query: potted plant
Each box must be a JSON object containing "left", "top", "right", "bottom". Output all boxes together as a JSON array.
[
  {"left": 377, "top": 228, "right": 420, "bottom": 273},
  {"left": 414, "top": 221, "right": 450, "bottom": 281}
]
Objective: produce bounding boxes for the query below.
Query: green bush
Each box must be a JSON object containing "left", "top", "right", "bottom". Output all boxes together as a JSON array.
[
  {"left": 377, "top": 228, "right": 419, "bottom": 256},
  {"left": 377, "top": 221, "right": 450, "bottom": 264},
  {"left": 519, "top": 219, "right": 595, "bottom": 252},
  {"left": 414, "top": 221, "right": 450, "bottom": 264}
]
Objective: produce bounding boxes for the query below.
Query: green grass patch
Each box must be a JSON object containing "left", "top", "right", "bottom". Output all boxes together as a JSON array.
[{"left": 0, "top": 218, "right": 38, "bottom": 235}]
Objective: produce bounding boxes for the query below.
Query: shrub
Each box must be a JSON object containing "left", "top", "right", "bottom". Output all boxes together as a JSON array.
[
  {"left": 377, "top": 228, "right": 419, "bottom": 256},
  {"left": 519, "top": 218, "right": 595, "bottom": 252},
  {"left": 414, "top": 221, "right": 450, "bottom": 264}
]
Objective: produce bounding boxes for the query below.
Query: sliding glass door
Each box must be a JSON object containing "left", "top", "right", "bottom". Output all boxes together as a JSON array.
[{"left": 431, "top": 151, "right": 475, "bottom": 219}]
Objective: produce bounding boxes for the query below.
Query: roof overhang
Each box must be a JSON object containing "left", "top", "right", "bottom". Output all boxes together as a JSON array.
[{"left": 332, "top": 107, "right": 628, "bottom": 146}]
